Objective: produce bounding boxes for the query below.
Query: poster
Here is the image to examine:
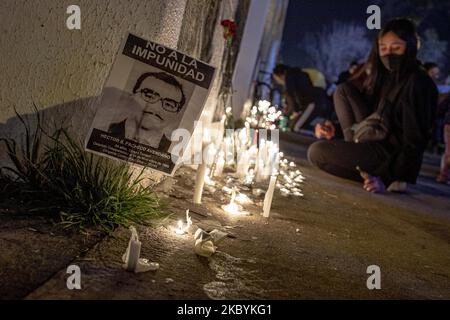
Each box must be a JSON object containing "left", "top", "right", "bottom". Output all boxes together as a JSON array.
[{"left": 85, "top": 33, "right": 216, "bottom": 175}]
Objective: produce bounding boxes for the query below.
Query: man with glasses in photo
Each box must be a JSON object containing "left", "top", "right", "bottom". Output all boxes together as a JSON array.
[{"left": 108, "top": 72, "right": 186, "bottom": 151}]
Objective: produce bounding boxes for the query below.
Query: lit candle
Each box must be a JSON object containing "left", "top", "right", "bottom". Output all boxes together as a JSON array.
[
  {"left": 252, "top": 188, "right": 264, "bottom": 196},
  {"left": 186, "top": 209, "right": 192, "bottom": 229},
  {"left": 235, "top": 193, "right": 253, "bottom": 205},
  {"left": 237, "top": 150, "right": 251, "bottom": 179},
  {"left": 213, "top": 151, "right": 225, "bottom": 177},
  {"left": 193, "top": 161, "right": 207, "bottom": 204},
  {"left": 222, "top": 186, "right": 233, "bottom": 194},
  {"left": 244, "top": 169, "right": 255, "bottom": 185},
  {"left": 175, "top": 220, "right": 185, "bottom": 235},
  {"left": 258, "top": 100, "right": 271, "bottom": 111},
  {"left": 203, "top": 127, "right": 211, "bottom": 145},
  {"left": 204, "top": 168, "right": 216, "bottom": 186},
  {"left": 280, "top": 188, "right": 290, "bottom": 197},
  {"left": 205, "top": 143, "right": 217, "bottom": 166},
  {"left": 255, "top": 159, "right": 265, "bottom": 183},
  {"left": 263, "top": 175, "right": 277, "bottom": 218},
  {"left": 215, "top": 116, "right": 226, "bottom": 147},
  {"left": 224, "top": 137, "right": 234, "bottom": 165},
  {"left": 221, "top": 189, "right": 246, "bottom": 215},
  {"left": 126, "top": 237, "right": 141, "bottom": 272},
  {"left": 270, "top": 146, "right": 280, "bottom": 176}
]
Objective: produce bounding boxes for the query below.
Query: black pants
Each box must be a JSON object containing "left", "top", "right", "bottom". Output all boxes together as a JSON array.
[
  {"left": 307, "top": 139, "right": 389, "bottom": 182},
  {"left": 308, "top": 83, "right": 388, "bottom": 183}
]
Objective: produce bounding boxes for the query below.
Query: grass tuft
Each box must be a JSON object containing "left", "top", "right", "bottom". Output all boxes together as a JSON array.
[{"left": 1, "top": 108, "right": 165, "bottom": 233}]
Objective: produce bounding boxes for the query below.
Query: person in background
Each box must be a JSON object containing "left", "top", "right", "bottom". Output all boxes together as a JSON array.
[
  {"left": 424, "top": 62, "right": 447, "bottom": 153},
  {"left": 424, "top": 62, "right": 441, "bottom": 84},
  {"left": 436, "top": 94, "right": 450, "bottom": 184},
  {"left": 309, "top": 18, "right": 438, "bottom": 193},
  {"left": 272, "top": 64, "right": 313, "bottom": 117},
  {"left": 272, "top": 64, "right": 332, "bottom": 133},
  {"left": 336, "top": 61, "right": 360, "bottom": 85}
]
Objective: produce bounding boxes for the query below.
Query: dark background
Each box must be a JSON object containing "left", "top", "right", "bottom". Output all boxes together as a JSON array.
[{"left": 280, "top": 0, "right": 450, "bottom": 81}]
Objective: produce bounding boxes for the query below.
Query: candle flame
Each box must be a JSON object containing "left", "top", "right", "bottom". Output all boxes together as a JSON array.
[
  {"left": 186, "top": 210, "right": 192, "bottom": 227},
  {"left": 175, "top": 220, "right": 185, "bottom": 235}
]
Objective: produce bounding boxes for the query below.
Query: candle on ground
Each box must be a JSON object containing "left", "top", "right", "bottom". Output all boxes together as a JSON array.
[
  {"left": 175, "top": 220, "right": 185, "bottom": 235},
  {"left": 193, "top": 161, "right": 207, "bottom": 204},
  {"left": 126, "top": 238, "right": 141, "bottom": 272},
  {"left": 263, "top": 175, "right": 277, "bottom": 218},
  {"left": 213, "top": 151, "right": 225, "bottom": 177}
]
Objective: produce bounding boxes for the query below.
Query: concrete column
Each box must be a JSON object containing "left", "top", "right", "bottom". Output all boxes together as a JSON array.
[{"left": 231, "top": 0, "right": 271, "bottom": 119}]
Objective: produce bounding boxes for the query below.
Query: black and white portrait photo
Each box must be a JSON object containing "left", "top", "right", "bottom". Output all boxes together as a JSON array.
[
  {"left": 86, "top": 33, "right": 215, "bottom": 174},
  {"left": 92, "top": 64, "right": 195, "bottom": 152}
]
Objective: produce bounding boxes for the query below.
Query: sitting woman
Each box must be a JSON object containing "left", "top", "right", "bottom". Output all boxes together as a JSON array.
[{"left": 308, "top": 18, "right": 438, "bottom": 193}]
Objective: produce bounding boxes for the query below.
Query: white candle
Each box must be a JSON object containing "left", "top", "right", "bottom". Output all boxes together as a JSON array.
[
  {"left": 224, "top": 137, "right": 234, "bottom": 165},
  {"left": 175, "top": 220, "right": 185, "bottom": 235},
  {"left": 126, "top": 239, "right": 141, "bottom": 272},
  {"left": 214, "top": 153, "right": 225, "bottom": 177},
  {"left": 204, "top": 143, "right": 217, "bottom": 166},
  {"left": 193, "top": 161, "right": 207, "bottom": 204},
  {"left": 237, "top": 151, "right": 251, "bottom": 179},
  {"left": 263, "top": 175, "right": 277, "bottom": 218},
  {"left": 270, "top": 147, "right": 280, "bottom": 176},
  {"left": 186, "top": 209, "right": 192, "bottom": 228},
  {"left": 255, "top": 159, "right": 265, "bottom": 182},
  {"left": 244, "top": 169, "right": 255, "bottom": 185},
  {"left": 280, "top": 188, "right": 290, "bottom": 197},
  {"left": 235, "top": 193, "right": 253, "bottom": 205},
  {"left": 215, "top": 117, "right": 226, "bottom": 147},
  {"left": 204, "top": 168, "right": 216, "bottom": 186},
  {"left": 222, "top": 186, "right": 233, "bottom": 194},
  {"left": 203, "top": 127, "right": 211, "bottom": 145}
]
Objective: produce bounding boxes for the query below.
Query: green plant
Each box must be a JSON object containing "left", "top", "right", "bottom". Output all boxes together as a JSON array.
[
  {"left": 0, "top": 106, "right": 46, "bottom": 189},
  {"left": 44, "top": 128, "right": 165, "bottom": 232},
  {"left": 1, "top": 109, "right": 165, "bottom": 233}
]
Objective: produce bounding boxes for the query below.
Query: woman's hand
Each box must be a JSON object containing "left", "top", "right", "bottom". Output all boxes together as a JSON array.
[
  {"left": 363, "top": 176, "right": 386, "bottom": 193},
  {"left": 314, "top": 120, "right": 336, "bottom": 140}
]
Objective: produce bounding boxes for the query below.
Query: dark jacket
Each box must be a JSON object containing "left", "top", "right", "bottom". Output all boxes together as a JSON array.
[
  {"left": 373, "top": 68, "right": 438, "bottom": 185},
  {"left": 108, "top": 119, "right": 172, "bottom": 152},
  {"left": 285, "top": 67, "right": 314, "bottom": 114}
]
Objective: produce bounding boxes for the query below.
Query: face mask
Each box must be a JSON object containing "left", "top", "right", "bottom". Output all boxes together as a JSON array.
[{"left": 380, "top": 54, "right": 404, "bottom": 72}]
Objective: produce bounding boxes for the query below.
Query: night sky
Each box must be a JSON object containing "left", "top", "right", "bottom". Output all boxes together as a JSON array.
[
  {"left": 281, "top": 0, "right": 372, "bottom": 66},
  {"left": 280, "top": 0, "right": 450, "bottom": 69}
]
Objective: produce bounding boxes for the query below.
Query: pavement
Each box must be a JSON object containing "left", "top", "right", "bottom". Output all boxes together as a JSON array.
[{"left": 1, "top": 133, "right": 450, "bottom": 300}]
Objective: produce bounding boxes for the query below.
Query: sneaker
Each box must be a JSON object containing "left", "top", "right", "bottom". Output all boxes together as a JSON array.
[{"left": 387, "top": 181, "right": 407, "bottom": 192}]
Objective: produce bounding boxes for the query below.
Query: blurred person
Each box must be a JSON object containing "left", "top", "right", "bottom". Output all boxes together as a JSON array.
[
  {"left": 272, "top": 64, "right": 313, "bottom": 117},
  {"left": 423, "top": 62, "right": 440, "bottom": 84},
  {"left": 336, "top": 61, "right": 359, "bottom": 85},
  {"left": 272, "top": 64, "right": 332, "bottom": 132}
]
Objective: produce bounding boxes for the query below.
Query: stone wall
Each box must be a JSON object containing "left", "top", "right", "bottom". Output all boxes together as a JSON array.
[
  {"left": 0, "top": 0, "right": 186, "bottom": 126},
  {"left": 0, "top": 0, "right": 227, "bottom": 181},
  {"left": 0, "top": 1, "right": 288, "bottom": 182}
]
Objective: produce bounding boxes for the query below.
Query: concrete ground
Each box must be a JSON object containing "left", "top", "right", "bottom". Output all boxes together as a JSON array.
[{"left": 1, "top": 134, "right": 450, "bottom": 300}]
